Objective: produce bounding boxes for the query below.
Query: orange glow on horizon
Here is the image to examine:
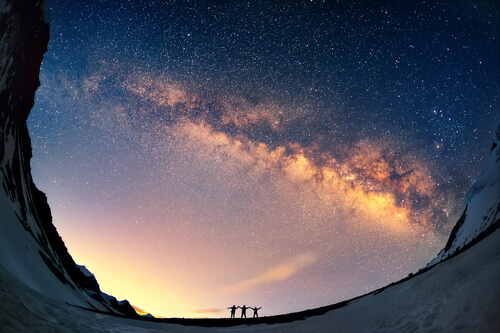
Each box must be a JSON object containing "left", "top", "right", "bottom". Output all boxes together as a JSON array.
[{"left": 45, "top": 70, "right": 449, "bottom": 320}]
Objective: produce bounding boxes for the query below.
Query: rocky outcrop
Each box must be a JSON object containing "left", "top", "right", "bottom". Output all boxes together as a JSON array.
[
  {"left": 428, "top": 121, "right": 500, "bottom": 266},
  {"left": 0, "top": 0, "right": 136, "bottom": 317}
]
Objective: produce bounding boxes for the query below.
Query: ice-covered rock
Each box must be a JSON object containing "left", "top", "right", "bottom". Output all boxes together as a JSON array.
[{"left": 428, "top": 119, "right": 500, "bottom": 266}]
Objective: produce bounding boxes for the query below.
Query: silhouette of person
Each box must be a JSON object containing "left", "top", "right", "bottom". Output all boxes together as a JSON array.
[
  {"left": 238, "top": 305, "right": 249, "bottom": 318},
  {"left": 250, "top": 306, "right": 262, "bottom": 318},
  {"left": 227, "top": 305, "right": 237, "bottom": 318}
]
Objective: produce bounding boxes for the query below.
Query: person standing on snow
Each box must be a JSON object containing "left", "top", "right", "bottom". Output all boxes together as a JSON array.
[
  {"left": 227, "top": 305, "right": 237, "bottom": 318},
  {"left": 250, "top": 306, "right": 262, "bottom": 318},
  {"left": 238, "top": 305, "right": 250, "bottom": 318}
]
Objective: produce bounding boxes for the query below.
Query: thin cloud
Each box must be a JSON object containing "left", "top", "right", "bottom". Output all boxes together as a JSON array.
[
  {"left": 192, "top": 308, "right": 224, "bottom": 314},
  {"left": 223, "top": 254, "right": 317, "bottom": 294}
]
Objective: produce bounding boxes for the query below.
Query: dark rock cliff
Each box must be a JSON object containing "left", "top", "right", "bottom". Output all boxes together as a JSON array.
[{"left": 0, "top": 0, "right": 136, "bottom": 317}]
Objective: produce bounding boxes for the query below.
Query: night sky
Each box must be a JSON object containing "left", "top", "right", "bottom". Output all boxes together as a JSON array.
[{"left": 28, "top": 0, "right": 499, "bottom": 318}]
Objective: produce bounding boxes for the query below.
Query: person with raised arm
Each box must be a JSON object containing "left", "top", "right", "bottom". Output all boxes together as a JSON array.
[
  {"left": 250, "top": 306, "right": 262, "bottom": 318},
  {"left": 227, "top": 305, "right": 237, "bottom": 318},
  {"left": 238, "top": 305, "right": 250, "bottom": 318}
]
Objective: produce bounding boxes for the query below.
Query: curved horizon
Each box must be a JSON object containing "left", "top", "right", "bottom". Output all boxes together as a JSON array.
[{"left": 27, "top": 0, "right": 499, "bottom": 318}]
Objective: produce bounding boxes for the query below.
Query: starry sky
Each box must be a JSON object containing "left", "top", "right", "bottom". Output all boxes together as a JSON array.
[{"left": 28, "top": 0, "right": 499, "bottom": 318}]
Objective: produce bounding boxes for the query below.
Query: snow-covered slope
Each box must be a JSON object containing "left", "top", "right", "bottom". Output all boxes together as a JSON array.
[
  {"left": 428, "top": 121, "right": 500, "bottom": 266},
  {"left": 0, "top": 0, "right": 136, "bottom": 317}
]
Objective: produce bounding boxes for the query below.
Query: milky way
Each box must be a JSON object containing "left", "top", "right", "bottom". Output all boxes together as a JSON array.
[{"left": 29, "top": 0, "right": 499, "bottom": 318}]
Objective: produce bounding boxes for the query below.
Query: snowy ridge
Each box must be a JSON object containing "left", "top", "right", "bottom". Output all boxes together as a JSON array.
[
  {"left": 428, "top": 120, "right": 500, "bottom": 266},
  {"left": 77, "top": 264, "right": 95, "bottom": 278}
]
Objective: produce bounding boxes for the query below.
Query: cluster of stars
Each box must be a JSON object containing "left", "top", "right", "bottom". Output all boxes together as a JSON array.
[{"left": 29, "top": 0, "right": 498, "bottom": 318}]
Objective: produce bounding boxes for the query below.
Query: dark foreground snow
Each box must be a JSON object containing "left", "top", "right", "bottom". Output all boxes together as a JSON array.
[{"left": 1, "top": 228, "right": 498, "bottom": 332}]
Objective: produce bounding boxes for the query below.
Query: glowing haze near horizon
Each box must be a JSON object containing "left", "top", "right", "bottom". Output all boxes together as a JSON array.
[{"left": 28, "top": 0, "right": 498, "bottom": 318}]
